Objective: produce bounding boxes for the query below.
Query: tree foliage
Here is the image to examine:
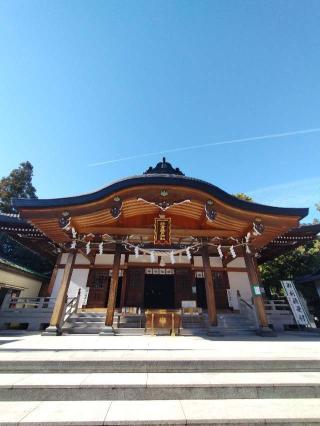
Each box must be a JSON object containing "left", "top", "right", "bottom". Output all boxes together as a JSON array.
[
  {"left": 260, "top": 240, "right": 320, "bottom": 296},
  {"left": 0, "top": 233, "right": 52, "bottom": 275},
  {"left": 0, "top": 161, "right": 37, "bottom": 213},
  {"left": 233, "top": 192, "right": 253, "bottom": 202}
]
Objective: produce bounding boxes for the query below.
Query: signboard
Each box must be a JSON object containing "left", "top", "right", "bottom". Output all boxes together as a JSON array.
[
  {"left": 252, "top": 285, "right": 262, "bottom": 297},
  {"left": 154, "top": 217, "right": 171, "bottom": 245},
  {"left": 82, "top": 288, "right": 90, "bottom": 306},
  {"left": 280, "top": 280, "right": 312, "bottom": 327},
  {"left": 226, "top": 289, "right": 233, "bottom": 307},
  {"left": 182, "top": 300, "right": 197, "bottom": 308}
]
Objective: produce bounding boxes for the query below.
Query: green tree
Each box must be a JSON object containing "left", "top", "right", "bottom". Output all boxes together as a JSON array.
[
  {"left": 0, "top": 161, "right": 37, "bottom": 213},
  {"left": 260, "top": 240, "right": 320, "bottom": 296},
  {"left": 233, "top": 192, "right": 253, "bottom": 202}
]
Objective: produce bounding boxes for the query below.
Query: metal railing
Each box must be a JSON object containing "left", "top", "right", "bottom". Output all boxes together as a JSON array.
[
  {"left": 62, "top": 289, "right": 81, "bottom": 325},
  {"left": 264, "top": 299, "right": 292, "bottom": 312},
  {"left": 237, "top": 291, "right": 259, "bottom": 328},
  {"left": 0, "top": 289, "right": 81, "bottom": 331},
  {"left": 1, "top": 296, "right": 56, "bottom": 311},
  {"left": 264, "top": 298, "right": 296, "bottom": 330}
]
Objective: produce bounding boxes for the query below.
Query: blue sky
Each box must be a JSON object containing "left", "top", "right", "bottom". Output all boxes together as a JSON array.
[{"left": 0, "top": 0, "right": 319, "bottom": 222}]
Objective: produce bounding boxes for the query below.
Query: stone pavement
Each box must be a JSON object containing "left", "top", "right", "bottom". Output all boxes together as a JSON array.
[
  {"left": 0, "top": 331, "right": 320, "bottom": 424},
  {"left": 1, "top": 331, "right": 320, "bottom": 363}
]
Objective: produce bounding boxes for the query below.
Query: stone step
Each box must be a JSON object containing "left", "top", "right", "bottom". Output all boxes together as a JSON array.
[
  {"left": 68, "top": 317, "right": 105, "bottom": 323},
  {"left": 63, "top": 313, "right": 256, "bottom": 335},
  {"left": 1, "top": 372, "right": 320, "bottom": 401},
  {"left": 180, "top": 327, "right": 208, "bottom": 335},
  {"left": 2, "top": 358, "right": 320, "bottom": 373},
  {"left": 114, "top": 328, "right": 145, "bottom": 335},
  {"left": 75, "top": 313, "right": 106, "bottom": 317},
  {"left": 118, "top": 323, "right": 144, "bottom": 328},
  {"left": 63, "top": 326, "right": 104, "bottom": 334},
  {"left": 1, "top": 398, "right": 320, "bottom": 424}
]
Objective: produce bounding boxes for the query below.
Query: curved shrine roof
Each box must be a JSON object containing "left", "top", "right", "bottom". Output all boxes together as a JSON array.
[{"left": 12, "top": 158, "right": 308, "bottom": 218}]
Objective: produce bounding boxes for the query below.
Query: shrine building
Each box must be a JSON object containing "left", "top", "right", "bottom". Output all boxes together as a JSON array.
[{"left": 12, "top": 158, "right": 309, "bottom": 335}]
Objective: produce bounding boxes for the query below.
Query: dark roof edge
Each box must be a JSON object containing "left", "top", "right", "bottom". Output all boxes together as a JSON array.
[
  {"left": 12, "top": 174, "right": 309, "bottom": 218},
  {"left": 0, "top": 257, "right": 49, "bottom": 280}
]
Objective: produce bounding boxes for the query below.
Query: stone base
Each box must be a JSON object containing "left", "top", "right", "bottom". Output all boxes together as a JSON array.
[
  {"left": 99, "top": 326, "right": 115, "bottom": 336},
  {"left": 42, "top": 326, "right": 62, "bottom": 336},
  {"left": 207, "top": 326, "right": 224, "bottom": 336},
  {"left": 256, "top": 327, "right": 277, "bottom": 337}
]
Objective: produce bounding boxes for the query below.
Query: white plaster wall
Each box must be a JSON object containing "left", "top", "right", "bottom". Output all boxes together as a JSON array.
[
  {"left": 61, "top": 252, "right": 90, "bottom": 265},
  {"left": 60, "top": 253, "right": 69, "bottom": 264},
  {"left": 227, "top": 257, "right": 246, "bottom": 268},
  {"left": 51, "top": 269, "right": 64, "bottom": 299},
  {"left": 227, "top": 271, "right": 252, "bottom": 309},
  {"left": 128, "top": 254, "right": 150, "bottom": 263},
  {"left": 19, "top": 282, "right": 42, "bottom": 298},
  {"left": 177, "top": 255, "right": 190, "bottom": 264},
  {"left": 75, "top": 254, "right": 90, "bottom": 265},
  {"left": 95, "top": 254, "right": 115, "bottom": 265},
  {"left": 193, "top": 256, "right": 203, "bottom": 267},
  {"left": 194, "top": 256, "right": 223, "bottom": 267},
  {"left": 67, "top": 269, "right": 90, "bottom": 308},
  {"left": 0, "top": 270, "right": 42, "bottom": 297},
  {"left": 209, "top": 257, "right": 223, "bottom": 267}
]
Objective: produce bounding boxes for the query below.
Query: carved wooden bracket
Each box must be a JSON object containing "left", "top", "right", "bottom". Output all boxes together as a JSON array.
[
  {"left": 205, "top": 200, "right": 217, "bottom": 221},
  {"left": 110, "top": 196, "right": 122, "bottom": 219},
  {"left": 137, "top": 195, "right": 191, "bottom": 211}
]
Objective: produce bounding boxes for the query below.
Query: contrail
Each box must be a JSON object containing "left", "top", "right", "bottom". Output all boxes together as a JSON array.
[{"left": 88, "top": 127, "right": 320, "bottom": 167}]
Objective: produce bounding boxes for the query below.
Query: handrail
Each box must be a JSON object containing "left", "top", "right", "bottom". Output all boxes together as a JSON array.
[
  {"left": 61, "top": 289, "right": 81, "bottom": 326},
  {"left": 237, "top": 291, "right": 259, "bottom": 328},
  {"left": 1, "top": 296, "right": 56, "bottom": 311},
  {"left": 240, "top": 298, "right": 253, "bottom": 310}
]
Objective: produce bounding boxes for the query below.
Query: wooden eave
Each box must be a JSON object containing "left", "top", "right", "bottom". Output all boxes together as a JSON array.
[{"left": 13, "top": 176, "right": 307, "bottom": 251}]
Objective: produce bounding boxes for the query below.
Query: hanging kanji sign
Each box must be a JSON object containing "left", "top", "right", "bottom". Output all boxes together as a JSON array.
[{"left": 154, "top": 217, "right": 171, "bottom": 245}]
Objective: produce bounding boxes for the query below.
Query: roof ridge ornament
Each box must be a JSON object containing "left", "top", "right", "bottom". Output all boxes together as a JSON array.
[{"left": 144, "top": 157, "right": 185, "bottom": 176}]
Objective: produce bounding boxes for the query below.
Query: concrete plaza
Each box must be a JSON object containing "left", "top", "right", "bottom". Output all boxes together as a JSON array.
[
  {"left": 1, "top": 331, "right": 320, "bottom": 364},
  {"left": 0, "top": 331, "right": 320, "bottom": 424}
]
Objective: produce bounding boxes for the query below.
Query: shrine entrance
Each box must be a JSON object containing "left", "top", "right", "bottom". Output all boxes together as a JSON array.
[{"left": 144, "top": 274, "right": 175, "bottom": 309}]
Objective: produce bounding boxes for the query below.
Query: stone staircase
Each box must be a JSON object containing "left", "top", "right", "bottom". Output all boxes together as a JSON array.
[
  {"left": 63, "top": 311, "right": 257, "bottom": 336},
  {"left": 180, "top": 312, "right": 208, "bottom": 335},
  {"left": 217, "top": 312, "right": 257, "bottom": 335},
  {"left": 62, "top": 312, "right": 105, "bottom": 334},
  {"left": 1, "top": 346, "right": 320, "bottom": 424}
]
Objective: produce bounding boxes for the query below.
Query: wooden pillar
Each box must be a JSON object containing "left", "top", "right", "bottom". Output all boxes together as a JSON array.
[
  {"left": 105, "top": 244, "right": 122, "bottom": 326},
  {"left": 243, "top": 251, "right": 269, "bottom": 328},
  {"left": 120, "top": 270, "right": 127, "bottom": 308},
  {"left": 45, "top": 253, "right": 62, "bottom": 297},
  {"left": 44, "top": 251, "right": 76, "bottom": 335},
  {"left": 202, "top": 245, "right": 217, "bottom": 326},
  {"left": 119, "top": 254, "right": 129, "bottom": 308}
]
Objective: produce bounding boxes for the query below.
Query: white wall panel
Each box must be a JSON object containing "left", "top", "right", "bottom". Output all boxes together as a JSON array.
[
  {"left": 227, "top": 257, "right": 245, "bottom": 268},
  {"left": 51, "top": 269, "right": 64, "bottom": 299},
  {"left": 75, "top": 254, "right": 90, "bottom": 265},
  {"left": 227, "top": 271, "right": 252, "bottom": 309},
  {"left": 67, "top": 269, "right": 90, "bottom": 308},
  {"left": 193, "top": 256, "right": 203, "bottom": 267},
  {"left": 60, "top": 253, "right": 69, "bottom": 264},
  {"left": 209, "top": 257, "right": 223, "bottom": 267},
  {"left": 95, "top": 254, "right": 114, "bottom": 265},
  {"left": 128, "top": 254, "right": 150, "bottom": 263}
]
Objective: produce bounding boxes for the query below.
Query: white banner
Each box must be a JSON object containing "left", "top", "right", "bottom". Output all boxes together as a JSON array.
[
  {"left": 226, "top": 289, "right": 233, "bottom": 308},
  {"left": 82, "top": 288, "right": 90, "bottom": 306},
  {"left": 280, "top": 280, "right": 311, "bottom": 327}
]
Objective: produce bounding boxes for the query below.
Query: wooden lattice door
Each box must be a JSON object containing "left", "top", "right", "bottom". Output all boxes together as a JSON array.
[
  {"left": 125, "top": 268, "right": 145, "bottom": 307},
  {"left": 86, "top": 269, "right": 110, "bottom": 308},
  {"left": 213, "top": 271, "right": 230, "bottom": 310}
]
